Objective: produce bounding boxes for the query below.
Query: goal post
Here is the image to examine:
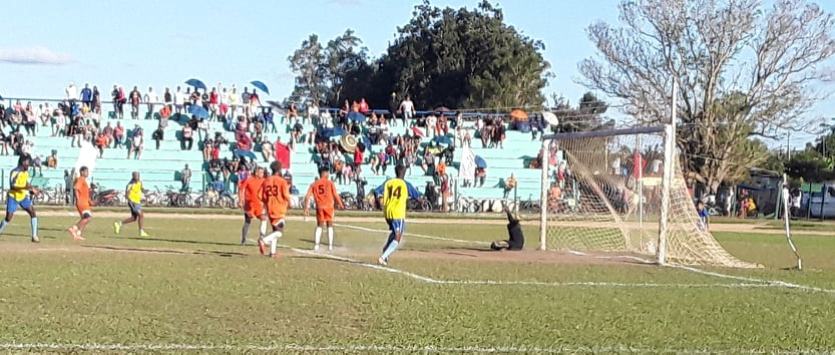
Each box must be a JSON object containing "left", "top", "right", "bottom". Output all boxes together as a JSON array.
[{"left": 538, "top": 125, "right": 758, "bottom": 268}]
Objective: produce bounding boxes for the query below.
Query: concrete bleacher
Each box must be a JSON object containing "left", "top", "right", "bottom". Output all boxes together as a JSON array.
[{"left": 1, "top": 105, "right": 543, "bottom": 202}]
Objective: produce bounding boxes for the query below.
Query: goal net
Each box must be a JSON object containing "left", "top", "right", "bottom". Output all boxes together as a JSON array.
[{"left": 538, "top": 126, "right": 758, "bottom": 268}]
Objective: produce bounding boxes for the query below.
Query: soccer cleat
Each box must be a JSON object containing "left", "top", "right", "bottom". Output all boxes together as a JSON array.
[
  {"left": 377, "top": 257, "right": 387, "bottom": 266},
  {"left": 258, "top": 239, "right": 266, "bottom": 256},
  {"left": 31, "top": 235, "right": 40, "bottom": 243},
  {"left": 269, "top": 253, "right": 279, "bottom": 259},
  {"left": 313, "top": 244, "right": 320, "bottom": 252},
  {"left": 140, "top": 230, "right": 151, "bottom": 238},
  {"left": 113, "top": 222, "right": 122, "bottom": 235}
]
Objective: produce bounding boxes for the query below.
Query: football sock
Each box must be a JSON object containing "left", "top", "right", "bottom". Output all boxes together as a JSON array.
[
  {"left": 241, "top": 222, "right": 251, "bottom": 244},
  {"left": 270, "top": 238, "right": 278, "bottom": 255},
  {"left": 327, "top": 227, "right": 334, "bottom": 251},
  {"left": 314, "top": 227, "right": 322, "bottom": 249},
  {"left": 381, "top": 240, "right": 399, "bottom": 261},
  {"left": 259, "top": 220, "right": 267, "bottom": 238},
  {"left": 382, "top": 232, "right": 395, "bottom": 252},
  {"left": 30, "top": 217, "right": 38, "bottom": 238},
  {"left": 0, "top": 220, "right": 7, "bottom": 234}
]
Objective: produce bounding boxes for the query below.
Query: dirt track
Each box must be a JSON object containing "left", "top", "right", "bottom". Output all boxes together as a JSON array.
[{"left": 32, "top": 210, "right": 835, "bottom": 236}]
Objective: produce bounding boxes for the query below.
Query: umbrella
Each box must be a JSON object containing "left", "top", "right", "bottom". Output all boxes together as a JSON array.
[
  {"left": 542, "top": 111, "right": 559, "bottom": 126},
  {"left": 475, "top": 155, "right": 487, "bottom": 168},
  {"left": 347, "top": 111, "right": 366, "bottom": 123},
  {"left": 411, "top": 126, "right": 425, "bottom": 138},
  {"left": 434, "top": 106, "right": 452, "bottom": 113},
  {"left": 319, "top": 127, "right": 345, "bottom": 138},
  {"left": 339, "top": 135, "right": 358, "bottom": 153},
  {"left": 185, "top": 79, "right": 207, "bottom": 91},
  {"left": 510, "top": 109, "right": 528, "bottom": 121},
  {"left": 433, "top": 135, "right": 452, "bottom": 145},
  {"left": 250, "top": 81, "right": 269, "bottom": 95},
  {"left": 188, "top": 105, "right": 208, "bottom": 119}
]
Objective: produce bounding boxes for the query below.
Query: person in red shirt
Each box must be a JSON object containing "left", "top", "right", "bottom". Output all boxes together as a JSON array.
[
  {"left": 258, "top": 161, "right": 291, "bottom": 258},
  {"left": 304, "top": 167, "right": 344, "bottom": 252},
  {"left": 238, "top": 167, "right": 266, "bottom": 245},
  {"left": 67, "top": 166, "right": 91, "bottom": 241}
]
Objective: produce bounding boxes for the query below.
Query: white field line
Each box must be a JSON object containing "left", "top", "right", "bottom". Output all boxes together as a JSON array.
[
  {"left": 335, "top": 223, "right": 482, "bottom": 245},
  {"left": 323, "top": 230, "right": 835, "bottom": 295},
  {"left": 289, "top": 247, "right": 791, "bottom": 290},
  {"left": 1, "top": 342, "right": 830, "bottom": 354}
]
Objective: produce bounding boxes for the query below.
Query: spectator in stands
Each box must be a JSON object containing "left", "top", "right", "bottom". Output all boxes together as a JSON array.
[
  {"left": 92, "top": 86, "right": 101, "bottom": 114},
  {"left": 95, "top": 130, "right": 108, "bottom": 157},
  {"left": 66, "top": 82, "right": 78, "bottom": 101},
  {"left": 144, "top": 87, "right": 158, "bottom": 120},
  {"left": 241, "top": 87, "right": 251, "bottom": 118},
  {"left": 209, "top": 87, "right": 219, "bottom": 119},
  {"left": 129, "top": 86, "right": 142, "bottom": 119},
  {"left": 181, "top": 164, "right": 192, "bottom": 192},
  {"left": 174, "top": 86, "right": 185, "bottom": 115},
  {"left": 115, "top": 122, "right": 125, "bottom": 148},
  {"left": 47, "top": 150, "right": 58, "bottom": 169},
  {"left": 152, "top": 124, "right": 164, "bottom": 150},
  {"left": 128, "top": 125, "right": 143, "bottom": 160},
  {"left": 163, "top": 87, "right": 173, "bottom": 110},
  {"left": 425, "top": 114, "right": 437, "bottom": 139},
  {"left": 359, "top": 98, "right": 369, "bottom": 114},
  {"left": 439, "top": 169, "right": 450, "bottom": 212},
  {"left": 111, "top": 85, "right": 124, "bottom": 119},
  {"left": 287, "top": 102, "right": 299, "bottom": 122},
  {"left": 80, "top": 84, "right": 92, "bottom": 110},
  {"left": 65, "top": 170, "right": 74, "bottom": 205},
  {"left": 228, "top": 86, "right": 239, "bottom": 118},
  {"left": 475, "top": 166, "right": 487, "bottom": 187},
  {"left": 24, "top": 102, "right": 37, "bottom": 136},
  {"left": 503, "top": 173, "right": 517, "bottom": 199},
  {"left": 181, "top": 122, "right": 194, "bottom": 150},
  {"left": 249, "top": 89, "right": 260, "bottom": 116},
  {"left": 388, "top": 92, "right": 399, "bottom": 124},
  {"left": 159, "top": 104, "right": 171, "bottom": 128},
  {"left": 399, "top": 95, "right": 415, "bottom": 126},
  {"left": 260, "top": 137, "right": 273, "bottom": 163}
]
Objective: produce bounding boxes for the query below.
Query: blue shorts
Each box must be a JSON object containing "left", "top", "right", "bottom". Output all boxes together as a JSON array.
[
  {"left": 128, "top": 201, "right": 142, "bottom": 217},
  {"left": 386, "top": 219, "right": 406, "bottom": 235},
  {"left": 6, "top": 196, "right": 33, "bottom": 214}
]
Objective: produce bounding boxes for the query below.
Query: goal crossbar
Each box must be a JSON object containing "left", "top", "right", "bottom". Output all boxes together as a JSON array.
[{"left": 541, "top": 126, "right": 665, "bottom": 141}]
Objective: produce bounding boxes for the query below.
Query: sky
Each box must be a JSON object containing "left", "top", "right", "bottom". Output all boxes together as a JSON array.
[{"left": 0, "top": 0, "right": 832, "bottom": 147}]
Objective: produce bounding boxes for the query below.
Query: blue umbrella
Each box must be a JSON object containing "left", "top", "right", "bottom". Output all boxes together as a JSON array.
[
  {"left": 433, "top": 135, "right": 452, "bottom": 145},
  {"left": 347, "top": 112, "right": 366, "bottom": 123},
  {"left": 319, "top": 127, "right": 345, "bottom": 138},
  {"left": 185, "top": 79, "right": 207, "bottom": 91},
  {"left": 233, "top": 149, "right": 257, "bottom": 161},
  {"left": 250, "top": 81, "right": 269, "bottom": 95},
  {"left": 188, "top": 105, "right": 208, "bottom": 119},
  {"left": 475, "top": 155, "right": 487, "bottom": 168}
]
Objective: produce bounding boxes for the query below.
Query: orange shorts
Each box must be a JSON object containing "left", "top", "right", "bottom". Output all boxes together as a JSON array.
[
  {"left": 244, "top": 200, "right": 263, "bottom": 219},
  {"left": 76, "top": 204, "right": 92, "bottom": 218},
  {"left": 316, "top": 208, "right": 334, "bottom": 224},
  {"left": 269, "top": 216, "right": 286, "bottom": 228}
]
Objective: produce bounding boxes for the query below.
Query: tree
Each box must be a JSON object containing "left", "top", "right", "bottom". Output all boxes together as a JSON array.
[
  {"left": 323, "top": 29, "right": 371, "bottom": 107},
  {"left": 549, "top": 92, "right": 613, "bottom": 133},
  {"left": 288, "top": 34, "right": 327, "bottom": 105},
  {"left": 580, "top": 0, "right": 835, "bottom": 193},
  {"left": 373, "top": 0, "right": 550, "bottom": 109}
]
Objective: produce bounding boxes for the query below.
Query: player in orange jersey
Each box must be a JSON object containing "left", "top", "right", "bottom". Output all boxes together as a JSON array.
[
  {"left": 258, "top": 161, "right": 291, "bottom": 258},
  {"left": 67, "top": 166, "right": 91, "bottom": 241},
  {"left": 238, "top": 166, "right": 267, "bottom": 245},
  {"left": 304, "top": 166, "right": 344, "bottom": 252}
]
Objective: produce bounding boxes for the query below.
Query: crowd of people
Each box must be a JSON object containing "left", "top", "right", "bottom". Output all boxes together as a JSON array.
[{"left": 1, "top": 82, "right": 532, "bottom": 211}]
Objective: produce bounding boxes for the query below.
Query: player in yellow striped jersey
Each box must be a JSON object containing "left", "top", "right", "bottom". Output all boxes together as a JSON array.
[
  {"left": 113, "top": 171, "right": 150, "bottom": 237},
  {"left": 378, "top": 164, "right": 420, "bottom": 266},
  {"left": 0, "top": 155, "right": 40, "bottom": 242}
]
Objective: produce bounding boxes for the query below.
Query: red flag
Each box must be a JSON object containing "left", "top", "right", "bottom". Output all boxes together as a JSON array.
[{"left": 274, "top": 142, "right": 291, "bottom": 169}]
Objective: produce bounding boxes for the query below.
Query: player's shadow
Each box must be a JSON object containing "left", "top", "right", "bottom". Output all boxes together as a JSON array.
[
  {"left": 84, "top": 245, "right": 247, "bottom": 258},
  {"left": 119, "top": 236, "right": 242, "bottom": 248}
]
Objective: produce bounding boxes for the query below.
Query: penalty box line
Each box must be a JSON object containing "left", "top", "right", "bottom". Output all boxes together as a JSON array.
[
  {"left": 288, "top": 247, "right": 785, "bottom": 290},
  {"left": 326, "top": 227, "right": 835, "bottom": 294}
]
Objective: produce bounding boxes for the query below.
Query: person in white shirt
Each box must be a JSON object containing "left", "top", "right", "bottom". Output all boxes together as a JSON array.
[
  {"left": 228, "top": 87, "right": 239, "bottom": 118},
  {"left": 425, "top": 114, "right": 437, "bottom": 138},
  {"left": 66, "top": 82, "right": 78, "bottom": 101},
  {"left": 174, "top": 86, "right": 184, "bottom": 114},
  {"left": 399, "top": 95, "right": 415, "bottom": 126},
  {"left": 144, "top": 87, "right": 158, "bottom": 120}
]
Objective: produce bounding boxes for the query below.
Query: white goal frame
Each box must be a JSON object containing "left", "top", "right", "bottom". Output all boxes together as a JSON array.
[{"left": 538, "top": 125, "right": 675, "bottom": 265}]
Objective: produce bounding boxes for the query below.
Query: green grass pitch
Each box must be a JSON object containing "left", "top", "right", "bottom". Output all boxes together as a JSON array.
[{"left": 0, "top": 209, "right": 834, "bottom": 353}]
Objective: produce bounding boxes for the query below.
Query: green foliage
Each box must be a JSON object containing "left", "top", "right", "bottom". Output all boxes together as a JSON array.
[
  {"left": 549, "top": 92, "right": 613, "bottom": 133},
  {"left": 287, "top": 34, "right": 327, "bottom": 105},
  {"left": 286, "top": 1, "right": 551, "bottom": 110},
  {"left": 786, "top": 149, "right": 835, "bottom": 182},
  {"left": 2, "top": 215, "right": 835, "bottom": 351}
]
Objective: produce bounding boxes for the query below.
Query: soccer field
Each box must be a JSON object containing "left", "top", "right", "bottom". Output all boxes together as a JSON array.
[{"left": 1, "top": 210, "right": 834, "bottom": 353}]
